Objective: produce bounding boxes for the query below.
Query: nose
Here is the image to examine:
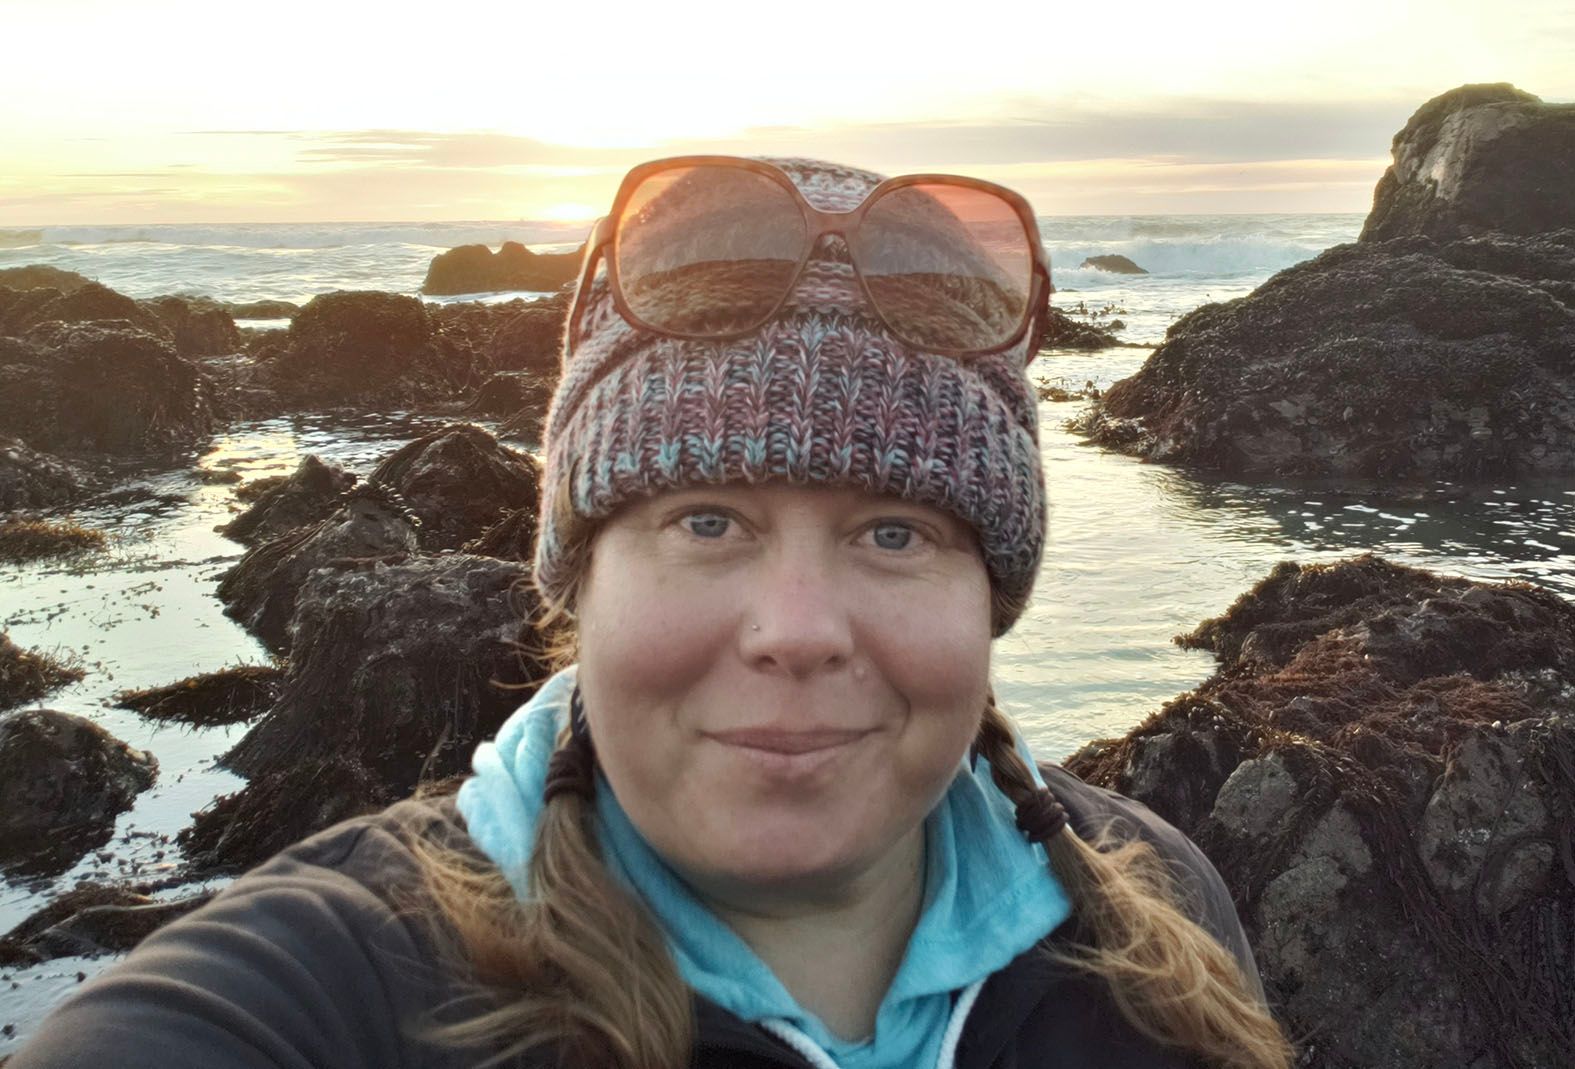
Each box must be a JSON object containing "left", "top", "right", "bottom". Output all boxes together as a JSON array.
[{"left": 739, "top": 541, "right": 855, "bottom": 679}]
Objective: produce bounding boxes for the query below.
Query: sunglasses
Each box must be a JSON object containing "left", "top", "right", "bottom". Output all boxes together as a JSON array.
[{"left": 566, "top": 155, "right": 1052, "bottom": 359}]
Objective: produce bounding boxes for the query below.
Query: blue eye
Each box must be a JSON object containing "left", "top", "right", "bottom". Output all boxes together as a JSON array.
[
  {"left": 686, "top": 512, "right": 731, "bottom": 539},
  {"left": 871, "top": 522, "right": 914, "bottom": 550}
]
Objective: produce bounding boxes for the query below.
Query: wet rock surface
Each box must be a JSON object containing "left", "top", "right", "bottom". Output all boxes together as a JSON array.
[
  {"left": 0, "top": 632, "right": 84, "bottom": 710},
  {"left": 220, "top": 454, "right": 357, "bottom": 546},
  {"left": 1064, "top": 554, "right": 1575, "bottom": 1069},
  {"left": 0, "top": 884, "right": 213, "bottom": 965},
  {"left": 216, "top": 481, "right": 420, "bottom": 654},
  {"left": 1077, "top": 83, "right": 1575, "bottom": 482},
  {"left": 483, "top": 291, "right": 569, "bottom": 372},
  {"left": 0, "top": 323, "right": 213, "bottom": 455},
  {"left": 0, "top": 437, "right": 92, "bottom": 513},
  {"left": 0, "top": 709, "right": 158, "bottom": 872},
  {"left": 1363, "top": 84, "right": 1575, "bottom": 242},
  {"left": 192, "top": 554, "right": 550, "bottom": 868},
  {"left": 366, "top": 423, "right": 541, "bottom": 551},
  {"left": 420, "top": 241, "right": 581, "bottom": 296},
  {"left": 1078, "top": 229, "right": 1575, "bottom": 478}
]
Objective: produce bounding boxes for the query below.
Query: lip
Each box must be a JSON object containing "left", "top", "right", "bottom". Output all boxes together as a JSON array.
[{"left": 705, "top": 728, "right": 873, "bottom": 755}]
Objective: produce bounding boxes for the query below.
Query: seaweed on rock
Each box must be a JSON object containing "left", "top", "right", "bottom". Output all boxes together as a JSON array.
[
  {"left": 113, "top": 663, "right": 285, "bottom": 726},
  {"left": 0, "top": 632, "right": 84, "bottom": 710}
]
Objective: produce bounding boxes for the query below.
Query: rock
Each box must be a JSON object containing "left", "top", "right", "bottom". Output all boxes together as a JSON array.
[
  {"left": 0, "top": 265, "right": 92, "bottom": 293},
  {"left": 1362, "top": 84, "right": 1575, "bottom": 242},
  {"left": 1065, "top": 554, "right": 1575, "bottom": 1068},
  {"left": 421, "top": 241, "right": 583, "bottom": 297},
  {"left": 112, "top": 664, "right": 285, "bottom": 727},
  {"left": 465, "top": 370, "right": 556, "bottom": 419},
  {"left": 219, "top": 454, "right": 357, "bottom": 545},
  {"left": 213, "top": 555, "right": 549, "bottom": 839},
  {"left": 1078, "top": 230, "right": 1575, "bottom": 479},
  {"left": 0, "top": 436, "right": 92, "bottom": 512},
  {"left": 179, "top": 757, "right": 389, "bottom": 874},
  {"left": 216, "top": 481, "right": 420, "bottom": 654},
  {"left": 260, "top": 290, "right": 466, "bottom": 406},
  {"left": 462, "top": 506, "right": 538, "bottom": 563},
  {"left": 0, "top": 324, "right": 213, "bottom": 454},
  {"left": 0, "top": 709, "right": 157, "bottom": 871},
  {"left": 485, "top": 292, "right": 570, "bottom": 372},
  {"left": 218, "top": 298, "right": 299, "bottom": 320},
  {"left": 9, "top": 281, "right": 168, "bottom": 339},
  {"left": 139, "top": 295, "right": 242, "bottom": 357},
  {"left": 367, "top": 424, "right": 541, "bottom": 552},
  {"left": 0, "top": 631, "right": 84, "bottom": 710},
  {"left": 0, "top": 519, "right": 106, "bottom": 563},
  {"left": 0, "top": 885, "right": 213, "bottom": 964},
  {"left": 1080, "top": 254, "right": 1148, "bottom": 274},
  {"left": 1038, "top": 306, "right": 1123, "bottom": 350}
]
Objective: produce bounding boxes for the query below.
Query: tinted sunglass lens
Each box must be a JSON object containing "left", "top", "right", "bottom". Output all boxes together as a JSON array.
[
  {"left": 615, "top": 165, "right": 807, "bottom": 335},
  {"left": 853, "top": 184, "right": 1033, "bottom": 351}
]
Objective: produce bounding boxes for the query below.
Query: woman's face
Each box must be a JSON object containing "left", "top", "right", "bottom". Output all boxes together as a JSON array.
[{"left": 575, "top": 481, "right": 992, "bottom": 903}]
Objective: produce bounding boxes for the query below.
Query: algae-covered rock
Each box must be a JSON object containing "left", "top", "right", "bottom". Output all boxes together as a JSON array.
[
  {"left": 0, "top": 436, "right": 92, "bottom": 513},
  {"left": 366, "top": 423, "right": 540, "bottom": 551},
  {"left": 219, "top": 454, "right": 357, "bottom": 546},
  {"left": 0, "top": 631, "right": 84, "bottom": 710},
  {"left": 421, "top": 241, "right": 581, "bottom": 297},
  {"left": 1064, "top": 554, "right": 1575, "bottom": 1068},
  {"left": 0, "top": 709, "right": 157, "bottom": 871}
]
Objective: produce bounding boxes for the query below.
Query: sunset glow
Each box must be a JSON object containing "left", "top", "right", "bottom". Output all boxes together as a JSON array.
[{"left": 2, "top": 0, "right": 1571, "bottom": 224}]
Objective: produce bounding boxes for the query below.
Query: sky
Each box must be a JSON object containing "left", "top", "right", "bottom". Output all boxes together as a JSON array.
[{"left": 2, "top": 0, "right": 1572, "bottom": 225}]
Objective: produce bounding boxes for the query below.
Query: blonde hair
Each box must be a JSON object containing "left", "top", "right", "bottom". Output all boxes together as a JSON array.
[{"left": 406, "top": 507, "right": 1293, "bottom": 1068}]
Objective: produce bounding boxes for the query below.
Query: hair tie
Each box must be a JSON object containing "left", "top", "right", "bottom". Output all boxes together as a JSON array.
[
  {"left": 1015, "top": 787, "right": 1069, "bottom": 843},
  {"left": 543, "top": 686, "right": 597, "bottom": 805}
]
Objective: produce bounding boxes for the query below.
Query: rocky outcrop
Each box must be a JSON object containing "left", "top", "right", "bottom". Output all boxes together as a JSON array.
[
  {"left": 256, "top": 291, "right": 469, "bottom": 406},
  {"left": 140, "top": 295, "right": 242, "bottom": 357},
  {"left": 3, "top": 281, "right": 167, "bottom": 338},
  {"left": 219, "top": 454, "right": 357, "bottom": 546},
  {"left": 1076, "top": 84, "right": 1575, "bottom": 481},
  {"left": 1065, "top": 555, "right": 1575, "bottom": 1069},
  {"left": 366, "top": 423, "right": 541, "bottom": 551},
  {"left": 1362, "top": 84, "right": 1575, "bottom": 242},
  {"left": 465, "top": 370, "right": 555, "bottom": 418},
  {"left": 485, "top": 291, "right": 570, "bottom": 372},
  {"left": 0, "top": 709, "right": 157, "bottom": 872},
  {"left": 0, "top": 323, "right": 213, "bottom": 454},
  {"left": 0, "top": 266, "right": 91, "bottom": 293},
  {"left": 421, "top": 241, "right": 582, "bottom": 297},
  {"left": 221, "top": 298, "right": 299, "bottom": 320},
  {"left": 216, "top": 482, "right": 420, "bottom": 653},
  {"left": 0, "top": 436, "right": 92, "bottom": 513},
  {"left": 1080, "top": 254, "right": 1148, "bottom": 274},
  {"left": 189, "top": 555, "right": 551, "bottom": 869},
  {"left": 1077, "top": 230, "right": 1575, "bottom": 478},
  {"left": 0, "top": 631, "right": 84, "bottom": 710},
  {"left": 1039, "top": 307, "right": 1124, "bottom": 350},
  {"left": 113, "top": 664, "right": 285, "bottom": 726}
]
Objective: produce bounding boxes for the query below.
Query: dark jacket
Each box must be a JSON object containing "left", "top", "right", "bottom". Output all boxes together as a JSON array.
[{"left": 11, "top": 765, "right": 1263, "bottom": 1069}]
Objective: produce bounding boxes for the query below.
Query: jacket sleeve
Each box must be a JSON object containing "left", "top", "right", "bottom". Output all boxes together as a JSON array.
[{"left": 8, "top": 816, "right": 456, "bottom": 1069}]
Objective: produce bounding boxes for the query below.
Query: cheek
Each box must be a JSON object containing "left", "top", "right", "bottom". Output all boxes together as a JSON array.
[{"left": 578, "top": 563, "right": 738, "bottom": 699}]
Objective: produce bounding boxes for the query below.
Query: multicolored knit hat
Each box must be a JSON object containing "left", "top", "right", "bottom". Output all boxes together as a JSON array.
[{"left": 533, "top": 157, "right": 1046, "bottom": 635}]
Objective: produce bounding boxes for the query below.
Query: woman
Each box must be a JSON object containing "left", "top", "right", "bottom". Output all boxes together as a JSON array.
[{"left": 12, "top": 157, "right": 1292, "bottom": 1069}]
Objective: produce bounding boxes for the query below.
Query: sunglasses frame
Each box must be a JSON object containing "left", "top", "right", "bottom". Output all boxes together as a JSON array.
[{"left": 566, "top": 154, "right": 1052, "bottom": 361}]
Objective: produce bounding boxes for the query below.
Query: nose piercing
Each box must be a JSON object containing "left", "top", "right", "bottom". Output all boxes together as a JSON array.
[{"left": 750, "top": 624, "right": 761, "bottom": 631}]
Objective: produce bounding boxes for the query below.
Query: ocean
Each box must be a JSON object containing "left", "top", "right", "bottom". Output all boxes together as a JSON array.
[{"left": 5, "top": 213, "right": 1575, "bottom": 1048}]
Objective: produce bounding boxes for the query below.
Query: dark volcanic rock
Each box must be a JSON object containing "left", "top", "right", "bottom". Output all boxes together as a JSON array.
[
  {"left": 421, "top": 241, "right": 582, "bottom": 297},
  {"left": 1080, "top": 254, "right": 1148, "bottom": 274},
  {"left": 0, "top": 324, "right": 213, "bottom": 454},
  {"left": 196, "top": 555, "right": 549, "bottom": 868},
  {"left": 0, "top": 884, "right": 213, "bottom": 965},
  {"left": 464, "top": 370, "right": 555, "bottom": 418},
  {"left": 140, "top": 295, "right": 242, "bottom": 357},
  {"left": 0, "top": 266, "right": 92, "bottom": 294},
  {"left": 1362, "top": 84, "right": 1575, "bottom": 243},
  {"left": 0, "top": 631, "right": 84, "bottom": 710},
  {"left": 0, "top": 709, "right": 157, "bottom": 871},
  {"left": 219, "top": 454, "right": 357, "bottom": 545},
  {"left": 260, "top": 290, "right": 465, "bottom": 406},
  {"left": 1078, "top": 231, "right": 1575, "bottom": 478},
  {"left": 485, "top": 291, "right": 570, "bottom": 372},
  {"left": 0, "top": 436, "right": 92, "bottom": 512},
  {"left": 216, "top": 482, "right": 420, "bottom": 654},
  {"left": 367, "top": 423, "right": 541, "bottom": 551},
  {"left": 10, "top": 281, "right": 168, "bottom": 339},
  {"left": 1065, "top": 555, "right": 1575, "bottom": 1069}
]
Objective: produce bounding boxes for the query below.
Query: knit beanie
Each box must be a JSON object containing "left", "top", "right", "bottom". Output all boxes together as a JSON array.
[{"left": 533, "top": 156, "right": 1047, "bottom": 635}]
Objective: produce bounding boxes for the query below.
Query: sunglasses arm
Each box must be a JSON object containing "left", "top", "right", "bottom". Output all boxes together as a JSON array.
[{"left": 565, "top": 216, "right": 614, "bottom": 359}]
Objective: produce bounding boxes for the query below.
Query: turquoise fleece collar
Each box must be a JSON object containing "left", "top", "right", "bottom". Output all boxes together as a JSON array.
[{"left": 456, "top": 667, "right": 1072, "bottom": 1069}]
